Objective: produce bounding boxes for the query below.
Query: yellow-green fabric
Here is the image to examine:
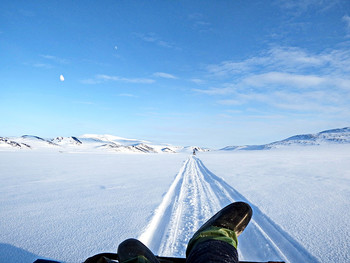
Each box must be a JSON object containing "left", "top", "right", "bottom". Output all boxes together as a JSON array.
[
  {"left": 186, "top": 226, "right": 238, "bottom": 256},
  {"left": 120, "top": 255, "right": 149, "bottom": 263}
]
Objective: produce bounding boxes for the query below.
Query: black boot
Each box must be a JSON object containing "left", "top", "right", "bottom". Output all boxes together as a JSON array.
[
  {"left": 193, "top": 201, "right": 252, "bottom": 238},
  {"left": 117, "top": 239, "right": 160, "bottom": 263},
  {"left": 186, "top": 202, "right": 252, "bottom": 263}
]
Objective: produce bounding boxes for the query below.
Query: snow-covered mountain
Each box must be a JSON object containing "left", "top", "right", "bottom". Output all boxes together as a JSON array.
[
  {"left": 221, "top": 127, "right": 350, "bottom": 151},
  {"left": 0, "top": 134, "right": 195, "bottom": 154},
  {"left": 52, "top": 136, "right": 82, "bottom": 145},
  {"left": 2, "top": 127, "right": 349, "bottom": 153},
  {"left": 0, "top": 137, "right": 31, "bottom": 149}
]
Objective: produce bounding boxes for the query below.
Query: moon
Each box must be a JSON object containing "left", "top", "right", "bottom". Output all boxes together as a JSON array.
[
  {"left": 60, "top": 75, "right": 64, "bottom": 82},
  {"left": 114, "top": 45, "right": 118, "bottom": 50}
]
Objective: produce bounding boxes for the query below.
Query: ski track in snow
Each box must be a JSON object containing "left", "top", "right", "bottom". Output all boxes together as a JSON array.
[{"left": 138, "top": 156, "right": 320, "bottom": 263}]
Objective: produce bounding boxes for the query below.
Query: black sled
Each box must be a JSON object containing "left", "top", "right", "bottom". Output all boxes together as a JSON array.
[{"left": 34, "top": 255, "right": 285, "bottom": 263}]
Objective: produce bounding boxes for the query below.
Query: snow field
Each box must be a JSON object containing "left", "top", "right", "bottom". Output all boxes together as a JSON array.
[
  {"left": 1, "top": 145, "right": 350, "bottom": 263},
  {"left": 199, "top": 145, "right": 350, "bottom": 263},
  {"left": 0, "top": 152, "right": 187, "bottom": 263},
  {"left": 139, "top": 156, "right": 318, "bottom": 262}
]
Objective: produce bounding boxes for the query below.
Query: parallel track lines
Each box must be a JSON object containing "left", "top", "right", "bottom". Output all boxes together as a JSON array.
[{"left": 139, "top": 156, "right": 320, "bottom": 263}]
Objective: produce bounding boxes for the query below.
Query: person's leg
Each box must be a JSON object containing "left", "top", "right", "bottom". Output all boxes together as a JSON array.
[
  {"left": 84, "top": 253, "right": 119, "bottom": 263},
  {"left": 117, "top": 238, "right": 160, "bottom": 263},
  {"left": 187, "top": 239, "right": 238, "bottom": 263},
  {"left": 84, "top": 239, "right": 158, "bottom": 263},
  {"left": 186, "top": 202, "right": 252, "bottom": 263}
]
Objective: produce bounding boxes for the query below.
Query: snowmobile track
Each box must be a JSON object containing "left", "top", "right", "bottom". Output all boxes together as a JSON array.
[{"left": 139, "top": 156, "right": 320, "bottom": 263}]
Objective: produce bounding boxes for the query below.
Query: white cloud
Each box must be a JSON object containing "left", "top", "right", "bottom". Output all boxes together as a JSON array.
[
  {"left": 192, "top": 45, "right": 350, "bottom": 122},
  {"left": 276, "top": 0, "right": 340, "bottom": 14},
  {"left": 266, "top": 90, "right": 349, "bottom": 113},
  {"left": 243, "top": 72, "right": 326, "bottom": 88},
  {"left": 136, "top": 33, "right": 175, "bottom": 48},
  {"left": 190, "top": 78, "right": 205, "bottom": 84},
  {"left": 32, "top": 63, "right": 53, "bottom": 69},
  {"left": 153, "top": 72, "right": 177, "bottom": 79},
  {"left": 31, "top": 55, "right": 68, "bottom": 69},
  {"left": 82, "top": 74, "right": 155, "bottom": 84},
  {"left": 214, "top": 88, "right": 350, "bottom": 115},
  {"left": 40, "top": 55, "right": 68, "bottom": 64},
  {"left": 206, "top": 58, "right": 259, "bottom": 76},
  {"left": 193, "top": 87, "right": 235, "bottom": 95},
  {"left": 207, "top": 46, "right": 350, "bottom": 77},
  {"left": 267, "top": 47, "right": 325, "bottom": 69},
  {"left": 197, "top": 45, "right": 350, "bottom": 116},
  {"left": 343, "top": 15, "right": 350, "bottom": 37},
  {"left": 217, "top": 99, "right": 245, "bottom": 106},
  {"left": 205, "top": 46, "right": 350, "bottom": 87},
  {"left": 97, "top": 74, "right": 155, "bottom": 84},
  {"left": 343, "top": 15, "right": 350, "bottom": 26},
  {"left": 188, "top": 13, "right": 212, "bottom": 32}
]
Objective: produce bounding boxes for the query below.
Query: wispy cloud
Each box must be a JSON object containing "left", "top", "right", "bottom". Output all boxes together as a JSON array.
[
  {"left": 243, "top": 72, "right": 326, "bottom": 89},
  {"left": 195, "top": 45, "right": 350, "bottom": 116},
  {"left": 32, "top": 63, "right": 53, "bottom": 69},
  {"left": 118, "top": 93, "right": 138, "bottom": 98},
  {"left": 153, "top": 72, "right": 177, "bottom": 79},
  {"left": 135, "top": 33, "right": 175, "bottom": 49},
  {"left": 190, "top": 78, "right": 205, "bottom": 84},
  {"left": 266, "top": 90, "right": 348, "bottom": 113},
  {"left": 217, "top": 99, "right": 245, "bottom": 106},
  {"left": 82, "top": 74, "right": 155, "bottom": 85},
  {"left": 40, "top": 55, "right": 69, "bottom": 64},
  {"left": 188, "top": 13, "right": 212, "bottom": 32},
  {"left": 206, "top": 46, "right": 350, "bottom": 78},
  {"left": 207, "top": 46, "right": 350, "bottom": 77},
  {"left": 276, "top": 0, "right": 340, "bottom": 14},
  {"left": 28, "top": 54, "right": 69, "bottom": 69},
  {"left": 343, "top": 15, "right": 350, "bottom": 37},
  {"left": 193, "top": 86, "right": 235, "bottom": 95},
  {"left": 215, "top": 89, "right": 349, "bottom": 114},
  {"left": 97, "top": 74, "right": 155, "bottom": 84}
]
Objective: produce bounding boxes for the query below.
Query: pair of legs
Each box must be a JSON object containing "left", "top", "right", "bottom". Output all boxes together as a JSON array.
[{"left": 86, "top": 202, "right": 252, "bottom": 263}]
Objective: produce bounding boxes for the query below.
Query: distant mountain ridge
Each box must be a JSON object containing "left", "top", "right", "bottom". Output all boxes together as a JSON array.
[
  {"left": 0, "top": 134, "right": 208, "bottom": 154},
  {"left": 221, "top": 127, "right": 350, "bottom": 151},
  {"left": 1, "top": 127, "right": 349, "bottom": 153}
]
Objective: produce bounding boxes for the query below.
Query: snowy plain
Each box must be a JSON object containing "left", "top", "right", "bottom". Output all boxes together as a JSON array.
[{"left": 1, "top": 145, "right": 350, "bottom": 263}]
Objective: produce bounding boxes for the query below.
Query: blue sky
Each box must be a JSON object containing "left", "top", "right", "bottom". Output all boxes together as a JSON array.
[{"left": 1, "top": 0, "right": 350, "bottom": 148}]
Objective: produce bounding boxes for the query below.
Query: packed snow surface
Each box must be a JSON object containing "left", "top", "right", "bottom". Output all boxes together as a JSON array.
[{"left": 1, "top": 145, "right": 350, "bottom": 263}]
